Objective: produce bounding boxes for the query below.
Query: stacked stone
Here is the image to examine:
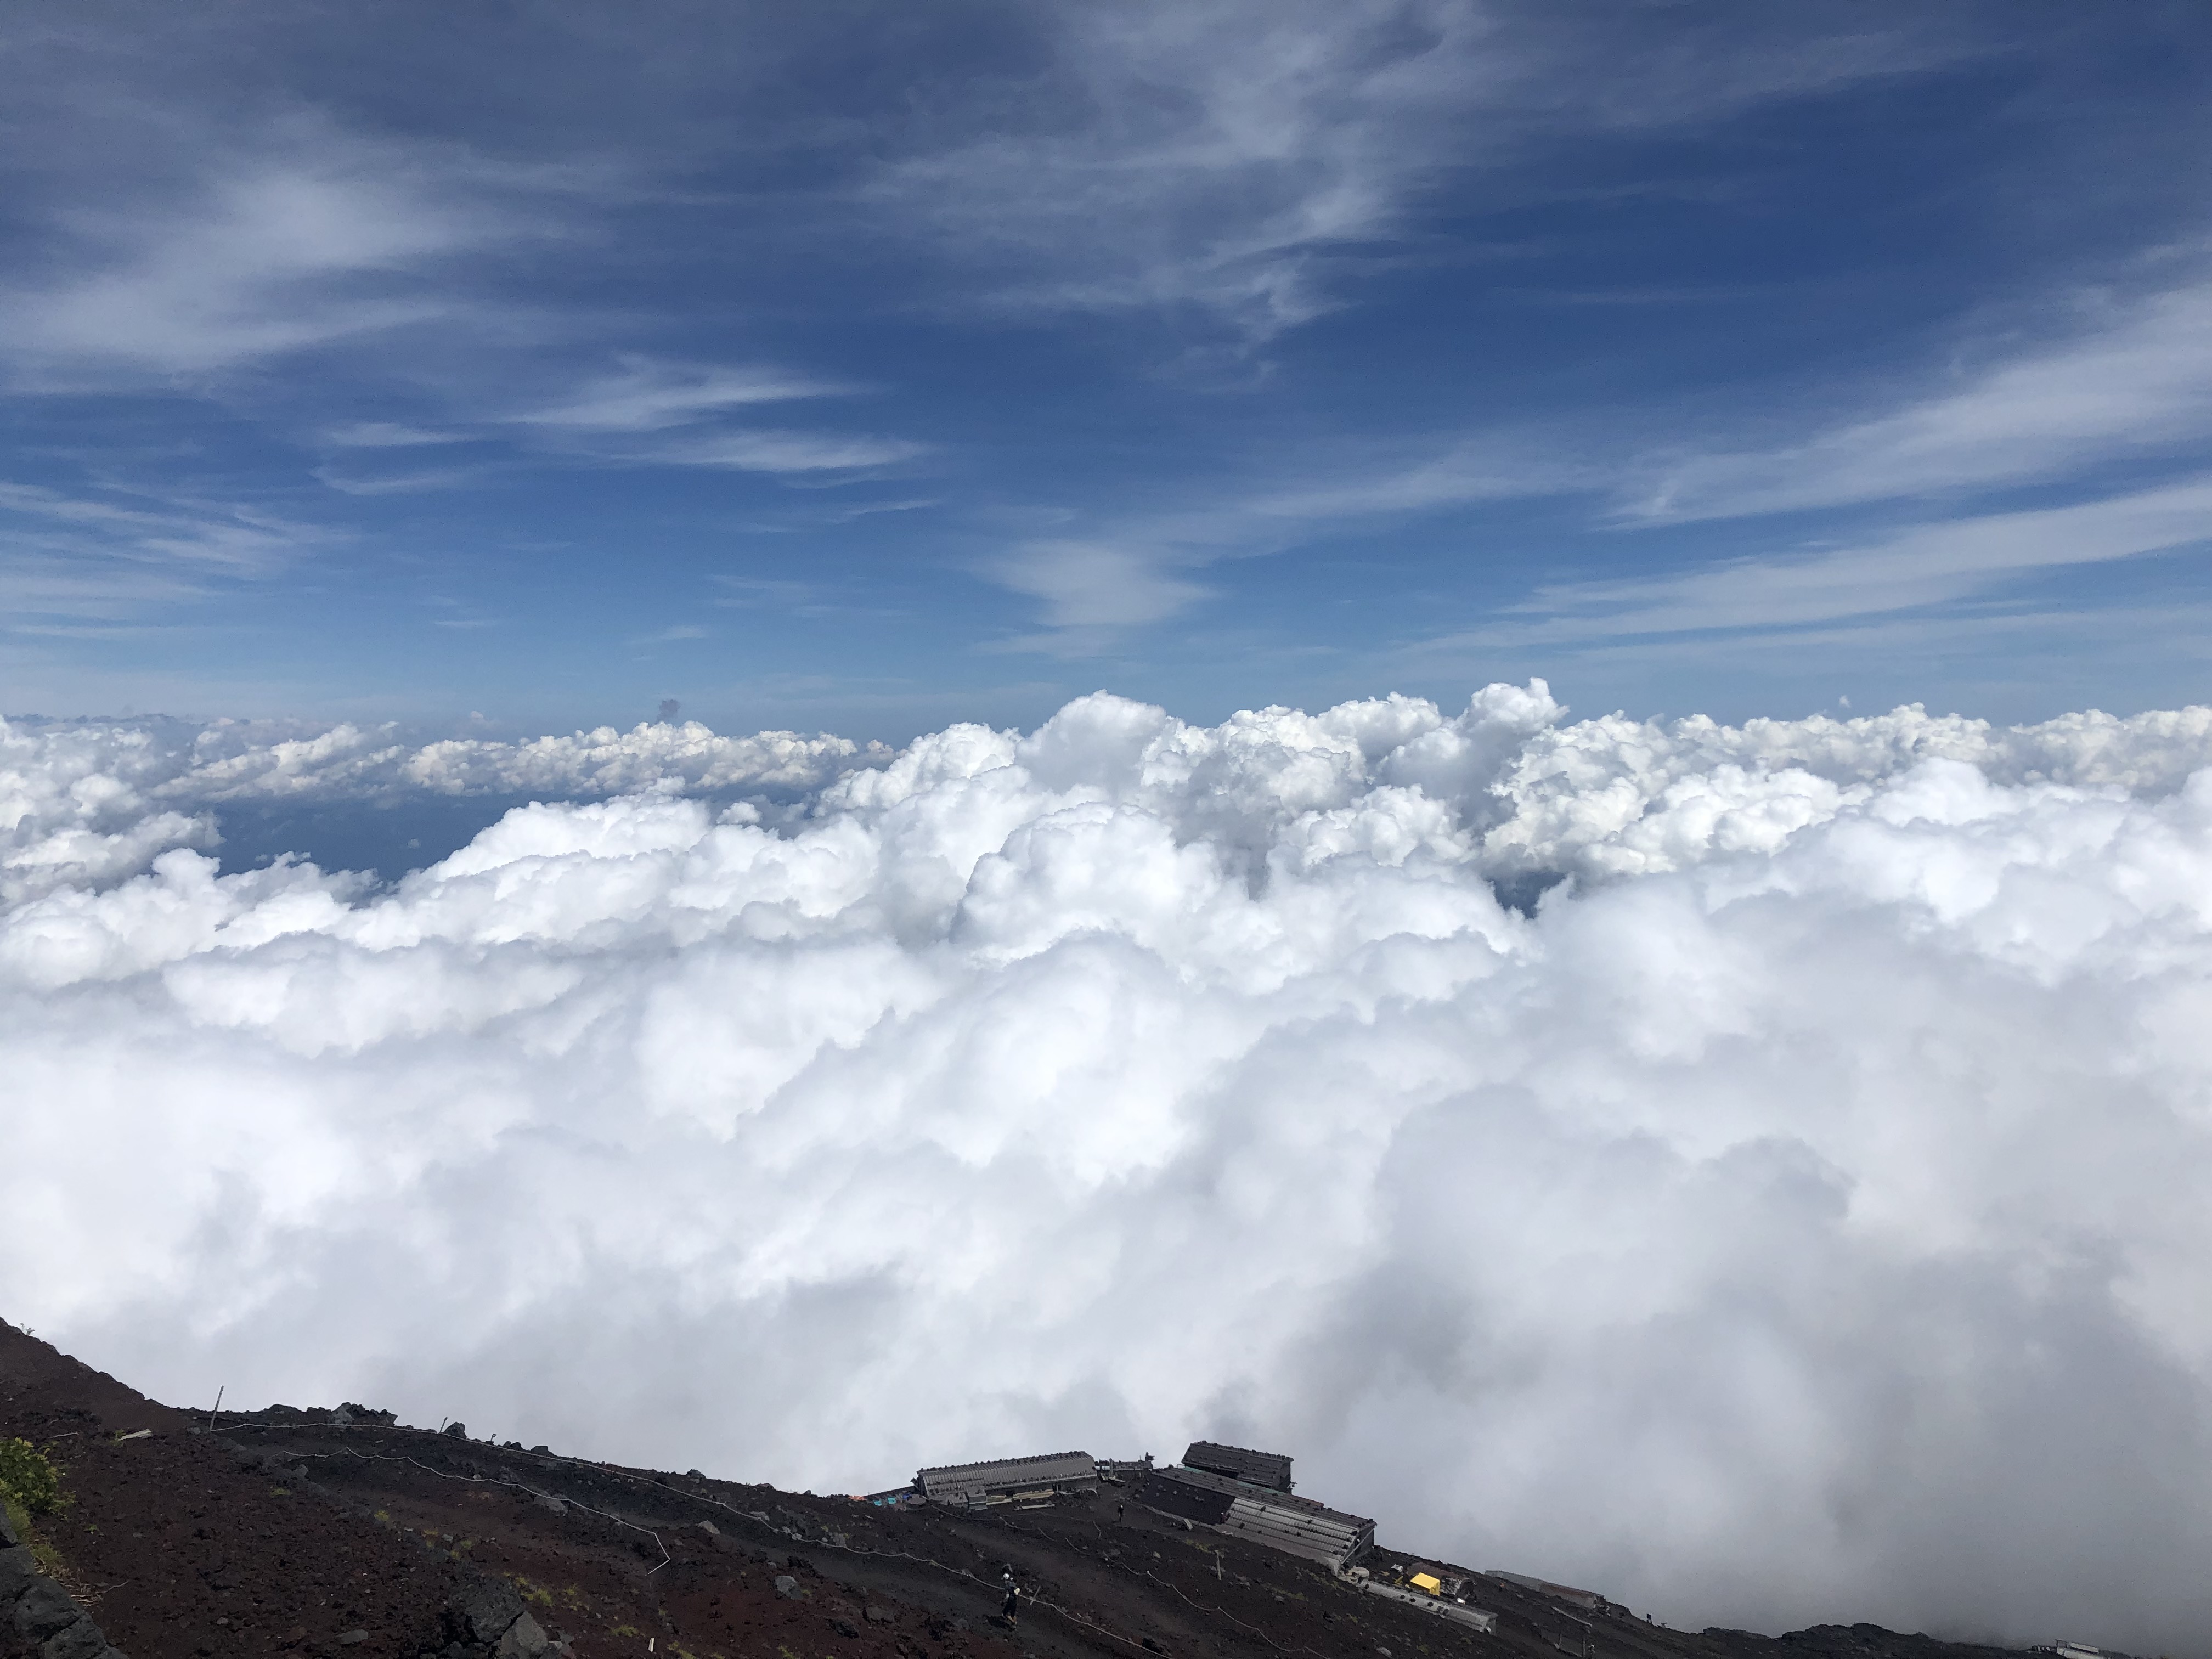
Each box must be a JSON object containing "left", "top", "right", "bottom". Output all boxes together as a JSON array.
[{"left": 0, "top": 1505, "right": 123, "bottom": 1659}]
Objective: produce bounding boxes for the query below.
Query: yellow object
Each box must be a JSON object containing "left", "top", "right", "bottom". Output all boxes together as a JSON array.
[{"left": 1409, "top": 1573, "right": 1443, "bottom": 1595}]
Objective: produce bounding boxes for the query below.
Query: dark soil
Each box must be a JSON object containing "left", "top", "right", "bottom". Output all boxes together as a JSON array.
[{"left": 1, "top": 1321, "right": 2034, "bottom": 1659}]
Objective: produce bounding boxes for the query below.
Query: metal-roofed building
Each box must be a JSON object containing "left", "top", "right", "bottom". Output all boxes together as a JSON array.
[
  {"left": 1359, "top": 1581, "right": 1497, "bottom": 1633},
  {"left": 1486, "top": 1571, "right": 1609, "bottom": 1613},
  {"left": 1139, "top": 1463, "right": 1374, "bottom": 1572},
  {"left": 916, "top": 1451, "right": 1097, "bottom": 1504},
  {"left": 1183, "top": 1441, "right": 1294, "bottom": 1493}
]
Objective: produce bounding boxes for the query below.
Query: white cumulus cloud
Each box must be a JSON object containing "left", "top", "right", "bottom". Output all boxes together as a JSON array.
[
  {"left": 0, "top": 714, "right": 890, "bottom": 903},
  {"left": 7, "top": 684, "right": 2212, "bottom": 1654}
]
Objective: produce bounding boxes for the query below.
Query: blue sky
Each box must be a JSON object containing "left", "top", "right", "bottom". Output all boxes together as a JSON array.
[{"left": 3, "top": 0, "right": 2208, "bottom": 740}]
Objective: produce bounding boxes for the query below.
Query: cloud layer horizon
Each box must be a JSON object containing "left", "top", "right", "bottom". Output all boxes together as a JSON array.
[{"left": 8, "top": 684, "right": 2212, "bottom": 1653}]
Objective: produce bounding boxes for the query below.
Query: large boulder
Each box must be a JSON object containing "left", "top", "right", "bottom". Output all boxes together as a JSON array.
[
  {"left": 450, "top": 1577, "right": 527, "bottom": 1645},
  {"left": 0, "top": 1545, "right": 39, "bottom": 1604},
  {"left": 494, "top": 1610, "right": 550, "bottom": 1657},
  {"left": 37, "top": 1612, "right": 113, "bottom": 1659},
  {"left": 12, "top": 1579, "right": 82, "bottom": 1642}
]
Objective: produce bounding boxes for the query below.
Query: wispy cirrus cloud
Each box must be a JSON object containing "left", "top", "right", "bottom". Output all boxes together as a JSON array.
[
  {"left": 1445, "top": 477, "right": 2212, "bottom": 650},
  {"left": 509, "top": 358, "right": 852, "bottom": 433},
  {"left": 492, "top": 357, "right": 924, "bottom": 477},
  {"left": 966, "top": 428, "right": 1592, "bottom": 649},
  {"left": 0, "top": 482, "right": 319, "bottom": 575},
  {"left": 1420, "top": 269, "right": 2212, "bottom": 651},
  {"left": 309, "top": 461, "right": 502, "bottom": 497},
  {"left": 636, "top": 430, "right": 928, "bottom": 474},
  {"left": 321, "top": 422, "right": 473, "bottom": 449},
  {"left": 0, "top": 112, "right": 922, "bottom": 487},
  {"left": 972, "top": 265, "right": 2212, "bottom": 653},
  {"left": 860, "top": 1, "right": 1976, "bottom": 341},
  {"left": 0, "top": 479, "right": 334, "bottom": 625},
  {"left": 0, "top": 129, "right": 545, "bottom": 388},
  {"left": 298, "top": 356, "right": 926, "bottom": 489},
  {"left": 1628, "top": 277, "right": 2212, "bottom": 523},
  {"left": 0, "top": 1, "right": 2197, "bottom": 719}
]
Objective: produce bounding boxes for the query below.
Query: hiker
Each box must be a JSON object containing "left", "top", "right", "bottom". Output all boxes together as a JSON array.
[{"left": 1003, "top": 1575, "right": 1022, "bottom": 1627}]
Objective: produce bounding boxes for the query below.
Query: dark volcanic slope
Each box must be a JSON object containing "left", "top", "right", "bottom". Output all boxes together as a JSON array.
[{"left": 2, "top": 1321, "right": 2033, "bottom": 1659}]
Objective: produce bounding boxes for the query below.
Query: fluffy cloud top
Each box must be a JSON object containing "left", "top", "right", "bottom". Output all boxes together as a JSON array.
[
  {"left": 7, "top": 685, "right": 2212, "bottom": 1653},
  {"left": 0, "top": 714, "right": 889, "bottom": 902}
]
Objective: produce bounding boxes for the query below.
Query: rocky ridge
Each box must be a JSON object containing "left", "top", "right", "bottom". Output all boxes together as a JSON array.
[{"left": 2, "top": 1322, "right": 2041, "bottom": 1659}]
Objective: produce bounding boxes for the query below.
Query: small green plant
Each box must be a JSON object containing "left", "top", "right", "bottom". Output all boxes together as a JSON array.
[{"left": 0, "top": 1438, "right": 65, "bottom": 1516}]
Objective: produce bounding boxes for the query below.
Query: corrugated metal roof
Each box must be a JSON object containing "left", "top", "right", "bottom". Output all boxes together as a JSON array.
[
  {"left": 919, "top": 1451, "right": 1094, "bottom": 1477},
  {"left": 1216, "top": 1496, "right": 1373, "bottom": 1570},
  {"left": 1183, "top": 1441, "right": 1295, "bottom": 1492},
  {"left": 1486, "top": 1571, "right": 1606, "bottom": 1611},
  {"left": 916, "top": 1451, "right": 1096, "bottom": 1500},
  {"left": 1158, "top": 1464, "right": 1352, "bottom": 1519},
  {"left": 1137, "top": 1468, "right": 1233, "bottom": 1526},
  {"left": 1143, "top": 1465, "right": 1374, "bottom": 1571},
  {"left": 1361, "top": 1581, "right": 1497, "bottom": 1632}
]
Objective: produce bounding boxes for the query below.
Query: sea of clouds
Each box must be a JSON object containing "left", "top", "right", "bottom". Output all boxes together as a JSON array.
[{"left": 7, "top": 683, "right": 2212, "bottom": 1651}]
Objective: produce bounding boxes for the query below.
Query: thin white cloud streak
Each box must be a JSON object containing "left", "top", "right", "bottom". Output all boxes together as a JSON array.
[
  {"left": 862, "top": 2, "right": 1968, "bottom": 338},
  {"left": 0, "top": 483, "right": 317, "bottom": 574},
  {"left": 511, "top": 359, "right": 852, "bottom": 433},
  {"left": 321, "top": 422, "right": 473, "bottom": 449},
  {"left": 0, "top": 481, "right": 334, "bottom": 625},
  {"left": 965, "top": 267, "right": 2212, "bottom": 648},
  {"left": 1239, "top": 445, "right": 1596, "bottom": 523},
  {"left": 0, "top": 113, "right": 928, "bottom": 480},
  {"left": 970, "top": 441, "right": 1591, "bottom": 647},
  {"left": 308, "top": 462, "right": 501, "bottom": 497},
  {"left": 1118, "top": 272, "right": 2212, "bottom": 631},
  {"left": 862, "top": 1, "right": 1480, "bottom": 336},
  {"left": 1459, "top": 477, "right": 2212, "bottom": 648},
  {"left": 1633, "top": 279, "right": 2212, "bottom": 522},
  {"left": 0, "top": 134, "right": 535, "bottom": 386},
  {"left": 504, "top": 422, "right": 929, "bottom": 477},
  {"left": 0, "top": 115, "right": 917, "bottom": 486},
  {"left": 635, "top": 430, "right": 930, "bottom": 473},
  {"left": 9, "top": 686, "right": 2212, "bottom": 1652},
  {"left": 494, "top": 357, "right": 922, "bottom": 477},
  {"left": 304, "top": 355, "right": 924, "bottom": 484}
]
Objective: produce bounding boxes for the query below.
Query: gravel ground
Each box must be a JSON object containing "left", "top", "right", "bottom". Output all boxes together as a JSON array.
[{"left": 1, "top": 1322, "right": 2034, "bottom": 1659}]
